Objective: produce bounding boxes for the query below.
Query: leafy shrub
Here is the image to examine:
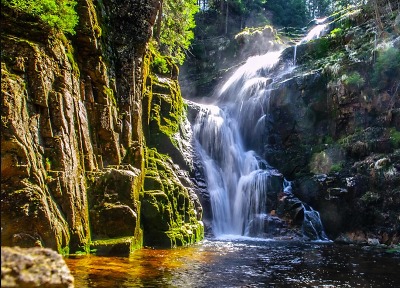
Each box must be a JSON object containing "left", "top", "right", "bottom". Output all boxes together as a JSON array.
[
  {"left": 372, "top": 47, "right": 400, "bottom": 89},
  {"left": 343, "top": 71, "right": 365, "bottom": 88},
  {"left": 152, "top": 56, "right": 169, "bottom": 74},
  {"left": 2, "top": 0, "right": 78, "bottom": 35},
  {"left": 314, "top": 38, "right": 330, "bottom": 58},
  {"left": 330, "top": 28, "right": 343, "bottom": 38},
  {"left": 390, "top": 128, "right": 400, "bottom": 148}
]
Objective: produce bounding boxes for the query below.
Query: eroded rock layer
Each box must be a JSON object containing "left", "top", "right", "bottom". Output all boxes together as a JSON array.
[{"left": 1, "top": 0, "right": 203, "bottom": 254}]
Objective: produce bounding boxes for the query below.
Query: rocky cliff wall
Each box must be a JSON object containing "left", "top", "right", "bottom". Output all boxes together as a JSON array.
[
  {"left": 1, "top": 0, "right": 203, "bottom": 254},
  {"left": 263, "top": 7, "right": 400, "bottom": 244}
]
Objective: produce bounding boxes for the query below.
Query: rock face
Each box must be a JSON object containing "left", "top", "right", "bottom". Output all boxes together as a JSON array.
[
  {"left": 262, "top": 7, "right": 400, "bottom": 244},
  {"left": 1, "top": 246, "right": 74, "bottom": 288},
  {"left": 1, "top": 0, "right": 203, "bottom": 254}
]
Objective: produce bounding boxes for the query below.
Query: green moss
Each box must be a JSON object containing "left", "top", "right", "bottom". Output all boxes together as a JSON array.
[
  {"left": 386, "top": 245, "right": 400, "bottom": 254},
  {"left": 330, "top": 162, "right": 343, "bottom": 173},
  {"left": 389, "top": 128, "right": 400, "bottom": 148},
  {"left": 66, "top": 47, "right": 80, "bottom": 78},
  {"left": 45, "top": 157, "right": 51, "bottom": 171},
  {"left": 59, "top": 246, "right": 70, "bottom": 256},
  {"left": 103, "top": 85, "right": 117, "bottom": 106},
  {"left": 141, "top": 148, "right": 203, "bottom": 247},
  {"left": 93, "top": 24, "right": 102, "bottom": 38},
  {"left": 90, "top": 236, "right": 142, "bottom": 255}
]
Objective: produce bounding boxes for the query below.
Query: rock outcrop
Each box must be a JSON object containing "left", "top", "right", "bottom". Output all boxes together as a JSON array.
[
  {"left": 263, "top": 6, "right": 400, "bottom": 244},
  {"left": 1, "top": 246, "right": 74, "bottom": 288},
  {"left": 1, "top": 0, "right": 203, "bottom": 255}
]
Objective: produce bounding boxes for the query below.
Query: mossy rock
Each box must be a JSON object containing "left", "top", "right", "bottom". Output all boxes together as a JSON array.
[
  {"left": 90, "top": 236, "right": 142, "bottom": 256},
  {"left": 87, "top": 168, "right": 143, "bottom": 244},
  {"left": 141, "top": 148, "right": 204, "bottom": 247}
]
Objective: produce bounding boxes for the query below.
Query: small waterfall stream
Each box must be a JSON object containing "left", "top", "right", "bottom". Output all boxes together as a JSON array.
[
  {"left": 192, "top": 22, "right": 331, "bottom": 240},
  {"left": 294, "top": 17, "right": 329, "bottom": 65}
]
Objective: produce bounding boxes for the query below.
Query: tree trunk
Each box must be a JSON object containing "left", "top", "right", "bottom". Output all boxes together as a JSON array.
[
  {"left": 373, "top": 0, "right": 384, "bottom": 34},
  {"left": 155, "top": 0, "right": 163, "bottom": 45}
]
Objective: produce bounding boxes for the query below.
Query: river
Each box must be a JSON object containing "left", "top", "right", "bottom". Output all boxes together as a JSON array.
[{"left": 65, "top": 238, "right": 399, "bottom": 287}]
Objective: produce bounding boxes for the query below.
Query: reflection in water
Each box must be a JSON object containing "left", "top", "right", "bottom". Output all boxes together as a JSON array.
[{"left": 65, "top": 239, "right": 400, "bottom": 287}]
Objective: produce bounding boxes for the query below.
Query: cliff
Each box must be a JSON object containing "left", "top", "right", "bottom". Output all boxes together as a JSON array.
[
  {"left": 264, "top": 6, "right": 400, "bottom": 244},
  {"left": 1, "top": 0, "right": 203, "bottom": 255}
]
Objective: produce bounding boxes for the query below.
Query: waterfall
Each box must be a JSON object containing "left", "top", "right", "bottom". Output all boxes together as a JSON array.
[
  {"left": 192, "top": 29, "right": 329, "bottom": 240},
  {"left": 300, "top": 18, "right": 328, "bottom": 43},
  {"left": 193, "top": 52, "right": 283, "bottom": 237},
  {"left": 293, "top": 17, "right": 329, "bottom": 65}
]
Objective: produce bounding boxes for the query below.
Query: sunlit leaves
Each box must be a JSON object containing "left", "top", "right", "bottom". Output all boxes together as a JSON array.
[
  {"left": 2, "top": 0, "right": 78, "bottom": 35},
  {"left": 159, "top": 0, "right": 199, "bottom": 64}
]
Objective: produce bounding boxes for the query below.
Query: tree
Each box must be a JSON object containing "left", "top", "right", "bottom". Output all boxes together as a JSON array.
[
  {"left": 155, "top": 0, "right": 199, "bottom": 64},
  {"left": 265, "top": 0, "right": 309, "bottom": 27}
]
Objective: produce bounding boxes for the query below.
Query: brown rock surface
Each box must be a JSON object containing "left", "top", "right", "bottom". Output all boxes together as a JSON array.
[{"left": 1, "top": 246, "right": 74, "bottom": 288}]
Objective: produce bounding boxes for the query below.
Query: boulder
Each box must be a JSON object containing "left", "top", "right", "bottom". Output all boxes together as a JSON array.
[{"left": 1, "top": 246, "right": 74, "bottom": 288}]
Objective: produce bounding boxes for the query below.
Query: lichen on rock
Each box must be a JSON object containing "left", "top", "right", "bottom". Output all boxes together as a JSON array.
[{"left": 1, "top": 246, "right": 74, "bottom": 288}]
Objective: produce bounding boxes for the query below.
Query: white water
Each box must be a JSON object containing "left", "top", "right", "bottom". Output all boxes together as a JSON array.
[
  {"left": 193, "top": 51, "right": 284, "bottom": 237},
  {"left": 300, "top": 20, "right": 328, "bottom": 44},
  {"left": 193, "top": 25, "right": 330, "bottom": 239},
  {"left": 293, "top": 17, "right": 329, "bottom": 65}
]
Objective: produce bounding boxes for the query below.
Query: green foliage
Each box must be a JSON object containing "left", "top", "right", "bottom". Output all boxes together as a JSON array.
[
  {"left": 386, "top": 245, "right": 400, "bottom": 254},
  {"left": 59, "top": 246, "right": 70, "bottom": 256},
  {"left": 265, "top": 0, "right": 309, "bottom": 27},
  {"left": 372, "top": 47, "right": 400, "bottom": 89},
  {"left": 314, "top": 37, "right": 330, "bottom": 58},
  {"left": 158, "top": 0, "right": 199, "bottom": 64},
  {"left": 66, "top": 51, "right": 80, "bottom": 77},
  {"left": 151, "top": 55, "right": 170, "bottom": 74},
  {"left": 389, "top": 128, "right": 400, "bottom": 148},
  {"left": 2, "top": 0, "right": 78, "bottom": 35},
  {"left": 360, "top": 191, "right": 381, "bottom": 204},
  {"left": 329, "top": 27, "right": 343, "bottom": 38},
  {"left": 343, "top": 71, "right": 365, "bottom": 88},
  {"left": 330, "top": 162, "right": 343, "bottom": 173}
]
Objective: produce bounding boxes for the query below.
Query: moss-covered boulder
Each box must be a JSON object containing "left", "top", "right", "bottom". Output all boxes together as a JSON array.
[{"left": 141, "top": 148, "right": 203, "bottom": 247}]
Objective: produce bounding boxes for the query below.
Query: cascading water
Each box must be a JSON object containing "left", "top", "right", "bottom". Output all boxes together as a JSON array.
[
  {"left": 293, "top": 17, "right": 329, "bottom": 65},
  {"left": 300, "top": 18, "right": 328, "bottom": 43},
  {"left": 193, "top": 52, "right": 283, "bottom": 237},
  {"left": 193, "top": 24, "right": 330, "bottom": 240}
]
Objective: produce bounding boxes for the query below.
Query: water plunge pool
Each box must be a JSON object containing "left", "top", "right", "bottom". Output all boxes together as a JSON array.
[{"left": 65, "top": 238, "right": 399, "bottom": 287}]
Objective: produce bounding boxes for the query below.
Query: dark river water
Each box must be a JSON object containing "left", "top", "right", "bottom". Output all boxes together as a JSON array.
[{"left": 65, "top": 237, "right": 400, "bottom": 287}]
